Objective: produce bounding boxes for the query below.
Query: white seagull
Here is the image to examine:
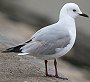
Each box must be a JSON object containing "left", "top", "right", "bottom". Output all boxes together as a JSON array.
[{"left": 2, "top": 3, "right": 89, "bottom": 79}]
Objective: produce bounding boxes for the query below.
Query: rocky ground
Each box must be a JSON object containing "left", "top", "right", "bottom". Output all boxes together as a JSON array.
[{"left": 0, "top": 48, "right": 71, "bottom": 82}]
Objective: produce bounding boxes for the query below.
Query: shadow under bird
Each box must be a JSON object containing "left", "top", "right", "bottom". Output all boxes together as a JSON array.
[{"left": 2, "top": 3, "right": 89, "bottom": 80}]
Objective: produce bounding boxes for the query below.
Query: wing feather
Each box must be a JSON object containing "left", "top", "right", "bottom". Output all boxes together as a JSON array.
[{"left": 21, "top": 34, "right": 70, "bottom": 55}]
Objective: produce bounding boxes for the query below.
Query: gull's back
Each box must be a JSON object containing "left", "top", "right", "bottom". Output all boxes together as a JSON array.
[{"left": 31, "top": 21, "right": 69, "bottom": 42}]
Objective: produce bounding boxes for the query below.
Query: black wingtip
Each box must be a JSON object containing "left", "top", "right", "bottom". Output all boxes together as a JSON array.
[
  {"left": 2, "top": 51, "right": 9, "bottom": 53},
  {"left": 2, "top": 44, "right": 24, "bottom": 53},
  {"left": 1, "top": 47, "right": 14, "bottom": 53},
  {"left": 1, "top": 39, "right": 32, "bottom": 53}
]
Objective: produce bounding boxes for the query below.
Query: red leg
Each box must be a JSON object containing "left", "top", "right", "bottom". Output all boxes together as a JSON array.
[
  {"left": 45, "top": 60, "right": 48, "bottom": 76},
  {"left": 54, "top": 59, "right": 58, "bottom": 77},
  {"left": 44, "top": 59, "right": 68, "bottom": 80},
  {"left": 54, "top": 59, "right": 68, "bottom": 80}
]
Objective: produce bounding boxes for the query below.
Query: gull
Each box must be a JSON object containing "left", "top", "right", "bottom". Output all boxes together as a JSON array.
[{"left": 2, "top": 3, "right": 89, "bottom": 79}]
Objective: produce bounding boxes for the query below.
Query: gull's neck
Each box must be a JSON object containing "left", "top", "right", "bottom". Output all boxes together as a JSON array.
[
  {"left": 59, "top": 16, "right": 76, "bottom": 45},
  {"left": 59, "top": 15, "right": 76, "bottom": 30}
]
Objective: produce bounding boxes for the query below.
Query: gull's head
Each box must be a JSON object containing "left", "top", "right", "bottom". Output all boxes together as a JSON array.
[{"left": 60, "top": 3, "right": 89, "bottom": 19}]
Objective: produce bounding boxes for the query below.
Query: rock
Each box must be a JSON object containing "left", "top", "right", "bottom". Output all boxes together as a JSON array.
[{"left": 0, "top": 44, "right": 71, "bottom": 82}]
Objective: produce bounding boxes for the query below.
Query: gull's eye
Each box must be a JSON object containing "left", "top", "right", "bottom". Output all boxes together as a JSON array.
[{"left": 73, "top": 9, "right": 76, "bottom": 12}]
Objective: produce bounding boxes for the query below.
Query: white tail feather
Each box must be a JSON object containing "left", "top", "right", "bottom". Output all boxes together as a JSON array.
[{"left": 18, "top": 53, "right": 29, "bottom": 55}]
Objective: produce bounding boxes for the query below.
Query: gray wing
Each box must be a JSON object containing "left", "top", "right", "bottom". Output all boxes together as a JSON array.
[
  {"left": 21, "top": 35, "right": 70, "bottom": 55},
  {"left": 21, "top": 23, "right": 71, "bottom": 55}
]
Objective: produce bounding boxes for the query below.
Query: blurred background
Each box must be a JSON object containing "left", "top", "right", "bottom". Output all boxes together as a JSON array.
[{"left": 0, "top": 0, "right": 90, "bottom": 82}]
